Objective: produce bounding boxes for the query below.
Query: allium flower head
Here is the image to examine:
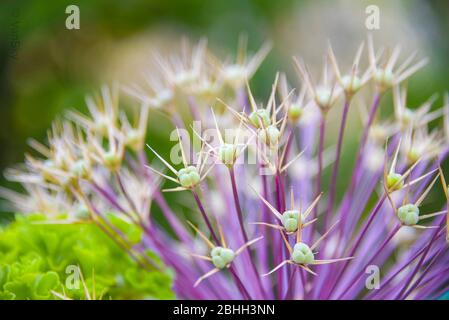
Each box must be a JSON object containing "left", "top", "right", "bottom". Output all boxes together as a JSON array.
[{"left": 2, "top": 37, "right": 449, "bottom": 301}]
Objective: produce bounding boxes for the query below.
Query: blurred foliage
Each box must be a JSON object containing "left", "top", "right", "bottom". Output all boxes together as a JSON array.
[{"left": 0, "top": 213, "right": 174, "bottom": 300}]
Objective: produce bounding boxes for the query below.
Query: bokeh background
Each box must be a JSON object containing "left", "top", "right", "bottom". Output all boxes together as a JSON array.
[{"left": 1, "top": 0, "right": 449, "bottom": 219}]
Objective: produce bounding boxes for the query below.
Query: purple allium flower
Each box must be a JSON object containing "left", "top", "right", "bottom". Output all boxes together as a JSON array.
[{"left": 1, "top": 36, "right": 449, "bottom": 300}]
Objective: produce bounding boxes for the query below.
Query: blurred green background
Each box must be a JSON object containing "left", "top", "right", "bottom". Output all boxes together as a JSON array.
[{"left": 1, "top": 0, "right": 449, "bottom": 216}]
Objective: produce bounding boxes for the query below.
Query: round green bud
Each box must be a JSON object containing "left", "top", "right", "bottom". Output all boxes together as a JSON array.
[
  {"left": 249, "top": 109, "right": 271, "bottom": 128},
  {"left": 374, "top": 69, "right": 394, "bottom": 89},
  {"left": 211, "top": 246, "right": 235, "bottom": 269},
  {"left": 103, "top": 151, "right": 122, "bottom": 171},
  {"left": 219, "top": 143, "right": 237, "bottom": 165},
  {"left": 288, "top": 104, "right": 303, "bottom": 122},
  {"left": 258, "top": 125, "right": 281, "bottom": 147},
  {"left": 291, "top": 242, "right": 315, "bottom": 265},
  {"left": 281, "top": 210, "right": 305, "bottom": 233},
  {"left": 177, "top": 166, "right": 201, "bottom": 188},
  {"left": 341, "top": 75, "right": 362, "bottom": 94},
  {"left": 315, "top": 88, "right": 332, "bottom": 109},
  {"left": 407, "top": 148, "right": 420, "bottom": 164},
  {"left": 397, "top": 204, "right": 420, "bottom": 226},
  {"left": 386, "top": 173, "right": 404, "bottom": 191}
]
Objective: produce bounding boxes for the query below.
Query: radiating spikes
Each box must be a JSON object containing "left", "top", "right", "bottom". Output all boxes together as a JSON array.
[
  {"left": 303, "top": 192, "right": 323, "bottom": 218},
  {"left": 250, "top": 222, "right": 284, "bottom": 230},
  {"left": 147, "top": 144, "right": 178, "bottom": 175},
  {"left": 145, "top": 165, "right": 179, "bottom": 183},
  {"left": 403, "top": 168, "right": 438, "bottom": 188},
  {"left": 327, "top": 41, "right": 341, "bottom": 80},
  {"left": 246, "top": 81, "right": 259, "bottom": 113},
  {"left": 312, "top": 257, "right": 354, "bottom": 265},
  {"left": 250, "top": 185, "right": 283, "bottom": 220},
  {"left": 418, "top": 210, "right": 446, "bottom": 221},
  {"left": 415, "top": 173, "right": 440, "bottom": 207},
  {"left": 267, "top": 73, "right": 280, "bottom": 116},
  {"left": 189, "top": 253, "right": 213, "bottom": 261},
  {"left": 187, "top": 220, "right": 215, "bottom": 249},
  {"left": 311, "top": 219, "right": 339, "bottom": 251},
  {"left": 235, "top": 236, "right": 263, "bottom": 256},
  {"left": 162, "top": 186, "right": 189, "bottom": 193},
  {"left": 263, "top": 260, "right": 290, "bottom": 276},
  {"left": 280, "top": 230, "right": 293, "bottom": 254},
  {"left": 439, "top": 166, "right": 449, "bottom": 199},
  {"left": 298, "top": 264, "right": 317, "bottom": 276},
  {"left": 384, "top": 184, "right": 398, "bottom": 213},
  {"left": 218, "top": 223, "right": 227, "bottom": 248},
  {"left": 389, "top": 138, "right": 402, "bottom": 175},
  {"left": 210, "top": 108, "right": 224, "bottom": 144},
  {"left": 194, "top": 268, "right": 220, "bottom": 287},
  {"left": 176, "top": 127, "right": 188, "bottom": 167}
]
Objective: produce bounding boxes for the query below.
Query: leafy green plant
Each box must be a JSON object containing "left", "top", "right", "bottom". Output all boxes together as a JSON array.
[{"left": 0, "top": 214, "right": 174, "bottom": 300}]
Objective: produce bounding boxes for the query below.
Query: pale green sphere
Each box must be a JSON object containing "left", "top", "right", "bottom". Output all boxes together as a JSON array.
[
  {"left": 249, "top": 109, "right": 270, "bottom": 128},
  {"left": 397, "top": 204, "right": 420, "bottom": 226},
  {"left": 386, "top": 173, "right": 404, "bottom": 191},
  {"left": 341, "top": 75, "right": 362, "bottom": 93},
  {"left": 288, "top": 104, "right": 303, "bottom": 122},
  {"left": 281, "top": 210, "right": 304, "bottom": 233},
  {"left": 177, "top": 166, "right": 201, "bottom": 188},
  {"left": 219, "top": 143, "right": 237, "bottom": 165},
  {"left": 374, "top": 69, "right": 394, "bottom": 88},
  {"left": 292, "top": 242, "right": 315, "bottom": 265},
  {"left": 211, "top": 246, "right": 235, "bottom": 269}
]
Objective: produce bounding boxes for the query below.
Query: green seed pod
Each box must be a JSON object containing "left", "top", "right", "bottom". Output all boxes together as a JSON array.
[
  {"left": 249, "top": 109, "right": 270, "bottom": 128},
  {"left": 281, "top": 210, "right": 304, "bottom": 233},
  {"left": 291, "top": 242, "right": 315, "bottom": 265},
  {"left": 386, "top": 173, "right": 404, "bottom": 191},
  {"left": 374, "top": 69, "right": 394, "bottom": 89},
  {"left": 177, "top": 166, "right": 201, "bottom": 188},
  {"left": 407, "top": 149, "right": 420, "bottom": 164},
  {"left": 341, "top": 75, "right": 362, "bottom": 94},
  {"left": 258, "top": 125, "right": 280, "bottom": 147},
  {"left": 397, "top": 204, "right": 420, "bottom": 226},
  {"left": 219, "top": 143, "right": 237, "bottom": 166},
  {"left": 315, "top": 88, "right": 333, "bottom": 110},
  {"left": 211, "top": 246, "right": 235, "bottom": 269},
  {"left": 288, "top": 104, "right": 303, "bottom": 122}
]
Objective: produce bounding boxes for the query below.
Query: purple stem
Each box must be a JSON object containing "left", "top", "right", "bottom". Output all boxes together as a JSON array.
[
  {"left": 229, "top": 167, "right": 267, "bottom": 298},
  {"left": 326, "top": 99, "right": 351, "bottom": 225},
  {"left": 314, "top": 115, "right": 326, "bottom": 218},
  {"left": 341, "top": 92, "right": 382, "bottom": 211},
  {"left": 192, "top": 189, "right": 220, "bottom": 244}
]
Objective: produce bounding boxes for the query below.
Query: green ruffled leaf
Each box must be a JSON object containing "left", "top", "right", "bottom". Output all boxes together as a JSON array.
[{"left": 0, "top": 213, "right": 174, "bottom": 300}]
